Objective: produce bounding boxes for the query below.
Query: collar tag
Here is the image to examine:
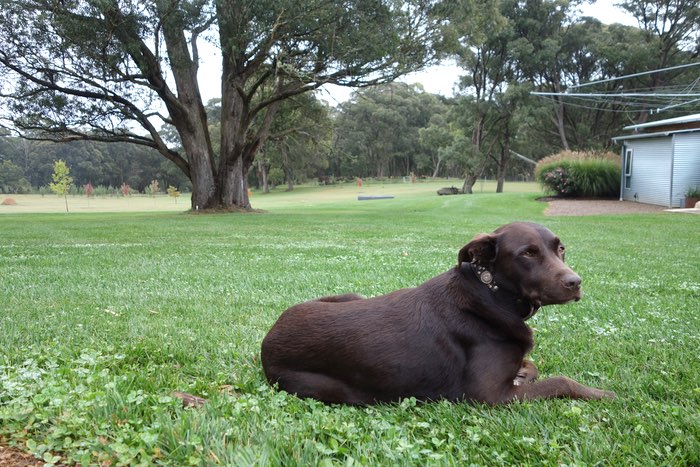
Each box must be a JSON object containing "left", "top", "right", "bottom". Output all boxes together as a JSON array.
[{"left": 471, "top": 262, "right": 498, "bottom": 291}]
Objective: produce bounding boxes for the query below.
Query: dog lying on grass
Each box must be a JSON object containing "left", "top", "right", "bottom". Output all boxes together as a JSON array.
[{"left": 261, "top": 222, "right": 615, "bottom": 405}]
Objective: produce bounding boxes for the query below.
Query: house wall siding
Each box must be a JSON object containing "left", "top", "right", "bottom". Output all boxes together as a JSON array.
[
  {"left": 622, "top": 137, "right": 673, "bottom": 206},
  {"left": 672, "top": 133, "right": 700, "bottom": 207}
]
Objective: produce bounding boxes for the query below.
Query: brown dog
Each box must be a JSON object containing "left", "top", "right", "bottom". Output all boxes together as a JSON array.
[{"left": 261, "top": 222, "right": 615, "bottom": 405}]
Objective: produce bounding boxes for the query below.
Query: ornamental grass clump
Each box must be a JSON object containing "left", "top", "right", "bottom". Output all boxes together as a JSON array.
[{"left": 536, "top": 150, "right": 621, "bottom": 198}]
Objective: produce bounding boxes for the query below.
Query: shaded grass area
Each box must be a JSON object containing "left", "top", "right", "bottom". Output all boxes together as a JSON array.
[{"left": 1, "top": 189, "right": 699, "bottom": 465}]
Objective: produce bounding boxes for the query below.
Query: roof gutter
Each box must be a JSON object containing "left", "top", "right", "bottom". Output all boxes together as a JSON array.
[{"left": 612, "top": 128, "right": 700, "bottom": 143}]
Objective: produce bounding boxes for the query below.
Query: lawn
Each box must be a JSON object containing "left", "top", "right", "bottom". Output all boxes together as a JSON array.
[{"left": 1, "top": 182, "right": 699, "bottom": 465}]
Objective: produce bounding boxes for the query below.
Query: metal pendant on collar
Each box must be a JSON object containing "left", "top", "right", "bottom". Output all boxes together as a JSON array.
[{"left": 472, "top": 262, "right": 498, "bottom": 291}]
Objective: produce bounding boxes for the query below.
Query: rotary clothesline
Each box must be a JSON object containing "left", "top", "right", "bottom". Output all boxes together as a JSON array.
[{"left": 531, "top": 62, "right": 700, "bottom": 114}]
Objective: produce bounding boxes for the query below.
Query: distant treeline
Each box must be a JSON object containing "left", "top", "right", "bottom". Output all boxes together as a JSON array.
[{"left": 0, "top": 138, "right": 191, "bottom": 194}]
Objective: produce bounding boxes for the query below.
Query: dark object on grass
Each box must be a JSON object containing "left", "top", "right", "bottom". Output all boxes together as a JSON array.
[
  {"left": 437, "top": 186, "right": 461, "bottom": 196},
  {"left": 357, "top": 195, "right": 394, "bottom": 200},
  {"left": 172, "top": 391, "right": 207, "bottom": 408},
  {"left": 261, "top": 222, "right": 616, "bottom": 405}
]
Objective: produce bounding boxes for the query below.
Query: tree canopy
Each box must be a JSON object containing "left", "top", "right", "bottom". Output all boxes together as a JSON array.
[
  {"left": 1, "top": 0, "right": 699, "bottom": 199},
  {"left": 333, "top": 83, "right": 445, "bottom": 178},
  {"left": 0, "top": 0, "right": 440, "bottom": 210}
]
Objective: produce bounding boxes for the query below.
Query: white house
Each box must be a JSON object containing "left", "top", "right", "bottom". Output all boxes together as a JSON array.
[{"left": 612, "top": 113, "right": 700, "bottom": 207}]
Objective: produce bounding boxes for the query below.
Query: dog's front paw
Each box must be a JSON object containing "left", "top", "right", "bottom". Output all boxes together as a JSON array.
[{"left": 594, "top": 389, "right": 616, "bottom": 400}]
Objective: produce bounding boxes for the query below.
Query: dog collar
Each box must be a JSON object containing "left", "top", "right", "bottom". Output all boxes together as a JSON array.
[
  {"left": 469, "top": 261, "right": 498, "bottom": 291},
  {"left": 461, "top": 261, "right": 538, "bottom": 320},
  {"left": 521, "top": 302, "right": 539, "bottom": 320}
]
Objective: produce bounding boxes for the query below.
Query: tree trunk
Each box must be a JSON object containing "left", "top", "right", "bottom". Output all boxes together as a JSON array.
[
  {"left": 281, "top": 145, "right": 294, "bottom": 191},
  {"left": 261, "top": 162, "right": 270, "bottom": 194},
  {"left": 496, "top": 149, "right": 509, "bottom": 193},
  {"left": 146, "top": 2, "right": 216, "bottom": 211},
  {"left": 496, "top": 130, "right": 511, "bottom": 193},
  {"left": 184, "top": 133, "right": 218, "bottom": 210},
  {"left": 284, "top": 164, "right": 294, "bottom": 191},
  {"left": 464, "top": 117, "right": 485, "bottom": 194},
  {"left": 462, "top": 174, "right": 478, "bottom": 194},
  {"left": 218, "top": 155, "right": 251, "bottom": 209},
  {"left": 432, "top": 156, "right": 442, "bottom": 179},
  {"left": 554, "top": 96, "right": 570, "bottom": 151},
  {"left": 545, "top": 78, "right": 569, "bottom": 151},
  {"left": 217, "top": 67, "right": 251, "bottom": 210},
  {"left": 463, "top": 146, "right": 490, "bottom": 195}
]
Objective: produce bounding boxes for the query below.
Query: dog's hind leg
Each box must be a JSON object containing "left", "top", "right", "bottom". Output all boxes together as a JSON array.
[
  {"left": 273, "top": 370, "right": 374, "bottom": 405},
  {"left": 512, "top": 360, "right": 538, "bottom": 386}
]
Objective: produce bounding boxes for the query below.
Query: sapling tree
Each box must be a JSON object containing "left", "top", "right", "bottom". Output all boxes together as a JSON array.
[
  {"left": 84, "top": 182, "right": 94, "bottom": 207},
  {"left": 148, "top": 180, "right": 160, "bottom": 197},
  {"left": 167, "top": 186, "right": 180, "bottom": 204},
  {"left": 49, "top": 159, "right": 73, "bottom": 212}
]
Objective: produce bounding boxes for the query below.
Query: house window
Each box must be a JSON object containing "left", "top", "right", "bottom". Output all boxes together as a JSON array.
[{"left": 624, "top": 148, "right": 633, "bottom": 189}]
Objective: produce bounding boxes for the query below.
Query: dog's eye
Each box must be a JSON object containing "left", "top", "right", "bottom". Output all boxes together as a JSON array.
[{"left": 522, "top": 249, "right": 538, "bottom": 258}]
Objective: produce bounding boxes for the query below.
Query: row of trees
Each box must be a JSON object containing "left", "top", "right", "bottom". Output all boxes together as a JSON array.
[
  {"left": 0, "top": 133, "right": 190, "bottom": 194},
  {"left": 0, "top": 0, "right": 698, "bottom": 207},
  {"left": 0, "top": 85, "right": 523, "bottom": 194}
]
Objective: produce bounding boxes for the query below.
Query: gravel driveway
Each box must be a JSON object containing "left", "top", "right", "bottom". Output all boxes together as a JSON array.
[{"left": 543, "top": 199, "right": 668, "bottom": 216}]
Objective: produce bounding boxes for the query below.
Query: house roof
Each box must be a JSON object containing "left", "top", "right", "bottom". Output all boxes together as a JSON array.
[
  {"left": 623, "top": 113, "right": 700, "bottom": 131},
  {"left": 613, "top": 113, "right": 700, "bottom": 142},
  {"left": 611, "top": 128, "right": 699, "bottom": 142}
]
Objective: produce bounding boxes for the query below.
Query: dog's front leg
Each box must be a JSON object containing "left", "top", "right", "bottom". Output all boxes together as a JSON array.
[{"left": 510, "top": 376, "right": 616, "bottom": 402}]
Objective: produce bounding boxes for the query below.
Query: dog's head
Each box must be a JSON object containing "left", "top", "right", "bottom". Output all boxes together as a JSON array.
[{"left": 458, "top": 222, "right": 582, "bottom": 308}]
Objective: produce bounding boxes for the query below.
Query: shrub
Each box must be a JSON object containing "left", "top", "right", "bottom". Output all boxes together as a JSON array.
[
  {"left": 536, "top": 150, "right": 621, "bottom": 198},
  {"left": 536, "top": 149, "right": 619, "bottom": 166},
  {"left": 541, "top": 167, "right": 576, "bottom": 196},
  {"left": 268, "top": 168, "right": 285, "bottom": 187},
  {"left": 685, "top": 185, "right": 700, "bottom": 198},
  {"left": 92, "top": 185, "right": 120, "bottom": 197}
]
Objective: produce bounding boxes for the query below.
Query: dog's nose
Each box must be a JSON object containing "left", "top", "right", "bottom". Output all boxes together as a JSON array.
[{"left": 562, "top": 273, "right": 581, "bottom": 290}]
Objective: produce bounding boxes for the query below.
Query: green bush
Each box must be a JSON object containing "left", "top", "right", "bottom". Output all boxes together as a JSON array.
[
  {"left": 685, "top": 185, "right": 700, "bottom": 198},
  {"left": 268, "top": 167, "right": 285, "bottom": 186},
  {"left": 536, "top": 151, "right": 621, "bottom": 198}
]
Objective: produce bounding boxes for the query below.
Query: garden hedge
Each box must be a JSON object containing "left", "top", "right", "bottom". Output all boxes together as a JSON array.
[{"left": 535, "top": 151, "right": 621, "bottom": 198}]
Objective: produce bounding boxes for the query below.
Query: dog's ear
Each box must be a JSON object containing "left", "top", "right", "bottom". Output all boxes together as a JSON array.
[{"left": 458, "top": 233, "right": 497, "bottom": 265}]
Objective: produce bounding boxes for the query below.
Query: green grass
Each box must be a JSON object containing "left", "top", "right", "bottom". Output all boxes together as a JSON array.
[{"left": 1, "top": 183, "right": 699, "bottom": 465}]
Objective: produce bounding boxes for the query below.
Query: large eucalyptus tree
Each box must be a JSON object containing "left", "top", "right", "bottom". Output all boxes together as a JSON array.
[{"left": 0, "top": 0, "right": 439, "bottom": 210}]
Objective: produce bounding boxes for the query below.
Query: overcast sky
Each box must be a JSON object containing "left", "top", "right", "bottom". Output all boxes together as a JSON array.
[{"left": 315, "top": 1, "right": 638, "bottom": 105}]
